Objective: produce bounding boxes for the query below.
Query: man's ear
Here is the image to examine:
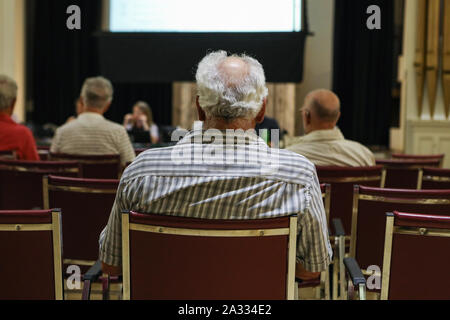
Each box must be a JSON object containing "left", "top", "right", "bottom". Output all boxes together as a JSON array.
[
  {"left": 196, "top": 96, "right": 206, "bottom": 121},
  {"left": 335, "top": 111, "right": 341, "bottom": 124},
  {"left": 255, "top": 99, "right": 266, "bottom": 124}
]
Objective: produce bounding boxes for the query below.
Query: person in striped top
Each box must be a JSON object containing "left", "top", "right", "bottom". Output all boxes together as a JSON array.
[
  {"left": 100, "top": 51, "right": 332, "bottom": 281},
  {"left": 50, "top": 76, "right": 135, "bottom": 166}
]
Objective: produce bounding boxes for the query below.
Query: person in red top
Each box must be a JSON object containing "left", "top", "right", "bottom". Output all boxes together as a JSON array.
[{"left": 0, "top": 75, "right": 39, "bottom": 161}]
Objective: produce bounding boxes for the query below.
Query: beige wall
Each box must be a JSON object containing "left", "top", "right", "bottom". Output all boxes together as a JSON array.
[
  {"left": 173, "top": 0, "right": 335, "bottom": 136},
  {"left": 0, "top": 0, "right": 25, "bottom": 122}
]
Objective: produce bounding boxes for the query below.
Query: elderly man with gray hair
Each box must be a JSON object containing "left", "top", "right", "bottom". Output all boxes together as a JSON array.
[
  {"left": 0, "top": 74, "right": 39, "bottom": 160},
  {"left": 51, "top": 76, "right": 135, "bottom": 165},
  {"left": 99, "top": 51, "right": 332, "bottom": 284}
]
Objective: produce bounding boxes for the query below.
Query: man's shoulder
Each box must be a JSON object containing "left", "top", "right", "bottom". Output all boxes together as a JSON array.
[
  {"left": 340, "top": 138, "right": 374, "bottom": 154},
  {"left": 10, "top": 123, "right": 34, "bottom": 138}
]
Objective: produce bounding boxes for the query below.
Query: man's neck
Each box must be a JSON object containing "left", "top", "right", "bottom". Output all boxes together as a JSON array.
[
  {"left": 0, "top": 109, "right": 13, "bottom": 117},
  {"left": 203, "top": 118, "right": 256, "bottom": 131},
  {"left": 84, "top": 107, "right": 104, "bottom": 115}
]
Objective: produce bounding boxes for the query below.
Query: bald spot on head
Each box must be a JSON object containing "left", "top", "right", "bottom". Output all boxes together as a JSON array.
[
  {"left": 217, "top": 56, "right": 249, "bottom": 87},
  {"left": 305, "top": 89, "right": 341, "bottom": 123}
]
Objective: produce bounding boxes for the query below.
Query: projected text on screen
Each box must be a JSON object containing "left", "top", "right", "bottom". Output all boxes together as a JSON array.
[{"left": 110, "top": 0, "right": 302, "bottom": 33}]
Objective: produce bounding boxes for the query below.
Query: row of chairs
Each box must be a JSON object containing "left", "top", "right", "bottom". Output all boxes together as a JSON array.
[{"left": 3, "top": 206, "right": 448, "bottom": 300}]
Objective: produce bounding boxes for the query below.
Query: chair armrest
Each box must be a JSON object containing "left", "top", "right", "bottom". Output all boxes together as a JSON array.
[
  {"left": 343, "top": 257, "right": 365, "bottom": 286},
  {"left": 332, "top": 218, "right": 346, "bottom": 237},
  {"left": 81, "top": 260, "right": 103, "bottom": 300}
]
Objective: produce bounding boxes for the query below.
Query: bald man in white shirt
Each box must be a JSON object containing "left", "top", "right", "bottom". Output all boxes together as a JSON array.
[{"left": 287, "top": 89, "right": 375, "bottom": 167}]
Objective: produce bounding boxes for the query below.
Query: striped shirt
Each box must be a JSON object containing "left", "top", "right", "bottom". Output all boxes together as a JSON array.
[
  {"left": 50, "top": 112, "right": 135, "bottom": 165},
  {"left": 99, "top": 129, "right": 332, "bottom": 272}
]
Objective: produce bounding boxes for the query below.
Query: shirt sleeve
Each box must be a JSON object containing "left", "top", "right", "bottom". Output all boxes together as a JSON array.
[
  {"left": 99, "top": 181, "right": 127, "bottom": 267},
  {"left": 296, "top": 172, "right": 333, "bottom": 272},
  {"left": 115, "top": 127, "right": 136, "bottom": 165}
]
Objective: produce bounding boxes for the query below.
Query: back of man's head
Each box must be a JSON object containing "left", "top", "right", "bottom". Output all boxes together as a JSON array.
[
  {"left": 81, "top": 76, "right": 114, "bottom": 110},
  {"left": 302, "top": 89, "right": 341, "bottom": 133},
  {"left": 0, "top": 75, "right": 18, "bottom": 112},
  {"left": 196, "top": 51, "right": 268, "bottom": 121}
]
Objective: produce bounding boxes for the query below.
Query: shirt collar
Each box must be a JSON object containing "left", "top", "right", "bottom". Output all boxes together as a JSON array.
[
  {"left": 176, "top": 129, "right": 266, "bottom": 146},
  {"left": 77, "top": 112, "right": 105, "bottom": 120},
  {"left": 301, "top": 127, "right": 345, "bottom": 142},
  {"left": 0, "top": 113, "right": 15, "bottom": 124}
]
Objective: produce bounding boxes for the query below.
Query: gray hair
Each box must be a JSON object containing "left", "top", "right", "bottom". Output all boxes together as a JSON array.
[
  {"left": 196, "top": 50, "right": 268, "bottom": 120},
  {"left": 80, "top": 76, "right": 114, "bottom": 109},
  {"left": 0, "top": 75, "right": 18, "bottom": 111}
]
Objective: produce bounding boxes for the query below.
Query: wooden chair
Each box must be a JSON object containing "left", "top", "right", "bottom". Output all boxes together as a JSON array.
[
  {"left": 418, "top": 167, "right": 450, "bottom": 189},
  {"left": 43, "top": 175, "right": 119, "bottom": 269},
  {"left": 0, "top": 209, "right": 63, "bottom": 300},
  {"left": 0, "top": 150, "right": 17, "bottom": 160},
  {"left": 346, "top": 186, "right": 450, "bottom": 299},
  {"left": 316, "top": 166, "right": 385, "bottom": 235},
  {"left": 316, "top": 166, "right": 385, "bottom": 300},
  {"left": 391, "top": 153, "right": 444, "bottom": 167},
  {"left": 381, "top": 211, "right": 450, "bottom": 300},
  {"left": 50, "top": 153, "right": 121, "bottom": 179},
  {"left": 376, "top": 159, "right": 441, "bottom": 189},
  {"left": 0, "top": 160, "right": 81, "bottom": 210},
  {"left": 120, "top": 211, "right": 298, "bottom": 300}
]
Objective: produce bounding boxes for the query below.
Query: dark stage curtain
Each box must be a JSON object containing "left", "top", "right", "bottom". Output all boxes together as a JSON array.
[
  {"left": 28, "top": 0, "right": 172, "bottom": 126},
  {"left": 333, "top": 0, "right": 394, "bottom": 147}
]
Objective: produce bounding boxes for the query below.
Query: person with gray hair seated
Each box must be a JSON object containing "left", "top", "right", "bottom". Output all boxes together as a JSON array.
[
  {"left": 99, "top": 51, "right": 332, "bottom": 282},
  {"left": 287, "top": 89, "right": 375, "bottom": 167},
  {"left": 0, "top": 74, "right": 39, "bottom": 160},
  {"left": 50, "top": 76, "right": 135, "bottom": 166}
]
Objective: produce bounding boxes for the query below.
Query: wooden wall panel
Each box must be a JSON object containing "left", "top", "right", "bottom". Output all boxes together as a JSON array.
[{"left": 172, "top": 82, "right": 299, "bottom": 135}]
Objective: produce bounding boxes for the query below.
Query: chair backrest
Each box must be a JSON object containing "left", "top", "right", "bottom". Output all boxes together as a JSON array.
[
  {"left": 376, "top": 159, "right": 441, "bottom": 189},
  {"left": 418, "top": 167, "right": 450, "bottom": 190},
  {"left": 49, "top": 153, "right": 121, "bottom": 179},
  {"left": 43, "top": 175, "right": 119, "bottom": 265},
  {"left": 37, "top": 146, "right": 50, "bottom": 161},
  {"left": 351, "top": 186, "right": 450, "bottom": 272},
  {"left": 0, "top": 150, "right": 17, "bottom": 160},
  {"left": 391, "top": 153, "right": 444, "bottom": 167},
  {"left": 381, "top": 211, "right": 450, "bottom": 300},
  {"left": 122, "top": 212, "right": 298, "bottom": 300},
  {"left": 0, "top": 160, "right": 81, "bottom": 210},
  {"left": 0, "top": 209, "right": 63, "bottom": 300},
  {"left": 316, "top": 166, "right": 384, "bottom": 233}
]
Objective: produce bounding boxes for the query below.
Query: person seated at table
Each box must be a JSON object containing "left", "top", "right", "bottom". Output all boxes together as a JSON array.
[
  {"left": 123, "top": 101, "right": 159, "bottom": 144},
  {"left": 0, "top": 74, "right": 39, "bottom": 161}
]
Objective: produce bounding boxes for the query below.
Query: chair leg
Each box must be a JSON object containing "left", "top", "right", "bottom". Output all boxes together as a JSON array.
[
  {"left": 295, "top": 282, "right": 299, "bottom": 300},
  {"left": 332, "top": 254, "right": 338, "bottom": 299},
  {"left": 81, "top": 280, "right": 91, "bottom": 300},
  {"left": 338, "top": 235, "right": 346, "bottom": 300},
  {"left": 324, "top": 269, "right": 331, "bottom": 300}
]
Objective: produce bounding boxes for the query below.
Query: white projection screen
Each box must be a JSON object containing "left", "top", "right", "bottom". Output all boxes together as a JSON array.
[{"left": 108, "top": 0, "right": 302, "bottom": 33}]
